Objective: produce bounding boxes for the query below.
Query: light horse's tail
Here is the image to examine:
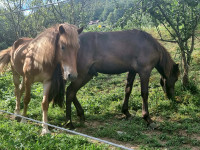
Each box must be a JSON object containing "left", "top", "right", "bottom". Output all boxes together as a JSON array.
[
  {"left": 0, "top": 47, "right": 12, "bottom": 73},
  {"left": 48, "top": 63, "right": 65, "bottom": 108}
]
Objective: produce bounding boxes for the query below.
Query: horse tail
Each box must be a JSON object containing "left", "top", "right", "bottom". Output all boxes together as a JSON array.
[
  {"left": 48, "top": 63, "right": 65, "bottom": 108},
  {"left": 0, "top": 47, "right": 12, "bottom": 73}
]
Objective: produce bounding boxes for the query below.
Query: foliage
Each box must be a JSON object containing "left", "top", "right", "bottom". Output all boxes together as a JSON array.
[
  {"left": 142, "top": 0, "right": 200, "bottom": 86},
  {"left": 0, "top": 115, "right": 109, "bottom": 150},
  {"left": 0, "top": 0, "right": 145, "bottom": 50}
]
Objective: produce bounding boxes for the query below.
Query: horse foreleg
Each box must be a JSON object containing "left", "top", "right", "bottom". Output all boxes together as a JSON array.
[
  {"left": 41, "top": 81, "right": 51, "bottom": 135},
  {"left": 66, "top": 84, "right": 76, "bottom": 129},
  {"left": 122, "top": 71, "right": 136, "bottom": 119},
  {"left": 66, "top": 75, "right": 92, "bottom": 129},
  {"left": 139, "top": 72, "right": 153, "bottom": 126},
  {"left": 21, "top": 76, "right": 31, "bottom": 123}
]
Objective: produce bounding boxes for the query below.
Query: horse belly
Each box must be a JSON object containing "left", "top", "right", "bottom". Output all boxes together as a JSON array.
[
  {"left": 95, "top": 61, "right": 130, "bottom": 74},
  {"left": 33, "top": 72, "right": 51, "bottom": 82}
]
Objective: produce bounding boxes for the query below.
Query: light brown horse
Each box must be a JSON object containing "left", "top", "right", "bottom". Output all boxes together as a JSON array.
[
  {"left": 65, "top": 29, "right": 180, "bottom": 129},
  {"left": 0, "top": 23, "right": 83, "bottom": 134}
]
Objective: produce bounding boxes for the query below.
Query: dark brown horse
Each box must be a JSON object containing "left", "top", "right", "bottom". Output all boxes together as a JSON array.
[
  {"left": 0, "top": 23, "right": 83, "bottom": 134},
  {"left": 65, "top": 29, "right": 180, "bottom": 129}
]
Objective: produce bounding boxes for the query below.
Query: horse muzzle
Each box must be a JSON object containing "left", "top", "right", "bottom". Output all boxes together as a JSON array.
[
  {"left": 63, "top": 71, "right": 78, "bottom": 81},
  {"left": 63, "top": 66, "right": 77, "bottom": 81},
  {"left": 67, "top": 73, "right": 78, "bottom": 81}
]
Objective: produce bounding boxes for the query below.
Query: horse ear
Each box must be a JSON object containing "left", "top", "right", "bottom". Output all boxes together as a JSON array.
[
  {"left": 77, "top": 27, "right": 83, "bottom": 34},
  {"left": 59, "top": 25, "right": 65, "bottom": 34}
]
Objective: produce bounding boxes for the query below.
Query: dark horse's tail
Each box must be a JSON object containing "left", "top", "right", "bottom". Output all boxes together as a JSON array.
[
  {"left": 48, "top": 63, "right": 65, "bottom": 107},
  {"left": 0, "top": 47, "right": 12, "bottom": 73}
]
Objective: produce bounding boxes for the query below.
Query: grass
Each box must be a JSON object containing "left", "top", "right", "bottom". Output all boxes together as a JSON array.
[
  {"left": 0, "top": 27, "right": 200, "bottom": 149},
  {"left": 0, "top": 115, "right": 109, "bottom": 150}
]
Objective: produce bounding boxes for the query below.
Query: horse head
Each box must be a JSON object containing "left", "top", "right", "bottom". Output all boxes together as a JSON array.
[
  {"left": 57, "top": 24, "right": 83, "bottom": 81},
  {"left": 160, "top": 64, "right": 180, "bottom": 99}
]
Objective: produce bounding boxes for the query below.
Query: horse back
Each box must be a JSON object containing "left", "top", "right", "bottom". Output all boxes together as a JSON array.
[
  {"left": 11, "top": 38, "right": 33, "bottom": 75},
  {"left": 13, "top": 38, "right": 33, "bottom": 50},
  {"left": 78, "top": 30, "right": 161, "bottom": 74}
]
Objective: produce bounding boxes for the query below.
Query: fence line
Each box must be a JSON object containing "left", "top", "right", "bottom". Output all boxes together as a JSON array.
[{"left": 0, "top": 109, "right": 133, "bottom": 150}]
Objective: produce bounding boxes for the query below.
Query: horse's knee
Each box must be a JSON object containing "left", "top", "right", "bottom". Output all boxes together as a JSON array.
[
  {"left": 142, "top": 111, "right": 149, "bottom": 119},
  {"left": 66, "top": 90, "right": 76, "bottom": 103},
  {"left": 24, "top": 97, "right": 30, "bottom": 105},
  {"left": 42, "top": 100, "right": 49, "bottom": 111},
  {"left": 125, "top": 86, "right": 131, "bottom": 94},
  {"left": 13, "top": 74, "right": 20, "bottom": 85}
]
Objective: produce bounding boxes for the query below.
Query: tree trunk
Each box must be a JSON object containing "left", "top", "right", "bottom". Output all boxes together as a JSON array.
[
  {"left": 182, "top": 59, "right": 189, "bottom": 87},
  {"left": 179, "top": 42, "right": 189, "bottom": 87}
]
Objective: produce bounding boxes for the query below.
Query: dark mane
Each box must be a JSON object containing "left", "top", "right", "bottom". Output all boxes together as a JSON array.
[
  {"left": 139, "top": 30, "right": 175, "bottom": 78},
  {"left": 48, "top": 63, "right": 65, "bottom": 107}
]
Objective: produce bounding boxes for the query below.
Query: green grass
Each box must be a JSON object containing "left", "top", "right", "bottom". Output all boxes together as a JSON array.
[
  {"left": 0, "top": 115, "right": 109, "bottom": 150},
  {"left": 1, "top": 68, "right": 199, "bottom": 149},
  {"left": 0, "top": 28, "right": 200, "bottom": 149}
]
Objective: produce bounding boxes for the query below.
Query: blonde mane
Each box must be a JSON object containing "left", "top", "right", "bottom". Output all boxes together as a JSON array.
[{"left": 25, "top": 23, "right": 79, "bottom": 70}]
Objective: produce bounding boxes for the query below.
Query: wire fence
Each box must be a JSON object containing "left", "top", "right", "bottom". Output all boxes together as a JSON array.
[
  {"left": 0, "top": 109, "right": 133, "bottom": 150},
  {"left": 0, "top": 0, "right": 70, "bottom": 16}
]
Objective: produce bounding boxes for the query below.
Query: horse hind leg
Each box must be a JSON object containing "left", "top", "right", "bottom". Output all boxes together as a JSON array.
[
  {"left": 21, "top": 76, "right": 32, "bottom": 123},
  {"left": 41, "top": 81, "right": 51, "bottom": 135},
  {"left": 122, "top": 71, "right": 136, "bottom": 119},
  {"left": 13, "top": 70, "right": 24, "bottom": 122}
]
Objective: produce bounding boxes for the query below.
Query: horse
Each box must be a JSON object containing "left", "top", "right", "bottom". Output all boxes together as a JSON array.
[
  {"left": 0, "top": 23, "right": 83, "bottom": 134},
  {"left": 65, "top": 29, "right": 180, "bottom": 129}
]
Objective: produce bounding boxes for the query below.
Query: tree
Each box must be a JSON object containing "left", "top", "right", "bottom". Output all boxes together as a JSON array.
[
  {"left": 106, "top": 12, "right": 115, "bottom": 25},
  {"left": 142, "top": 0, "right": 200, "bottom": 87}
]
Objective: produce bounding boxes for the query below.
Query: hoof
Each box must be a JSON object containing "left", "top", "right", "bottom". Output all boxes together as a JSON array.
[
  {"left": 123, "top": 110, "right": 134, "bottom": 120},
  {"left": 64, "top": 121, "right": 75, "bottom": 130},
  {"left": 15, "top": 116, "right": 21, "bottom": 122},
  {"left": 14, "top": 110, "right": 21, "bottom": 122},
  {"left": 79, "top": 116, "right": 85, "bottom": 123},
  {"left": 148, "top": 122, "right": 158, "bottom": 129},
  {"left": 125, "top": 114, "right": 134, "bottom": 120},
  {"left": 21, "top": 118, "right": 27, "bottom": 123},
  {"left": 41, "top": 128, "right": 51, "bottom": 135}
]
